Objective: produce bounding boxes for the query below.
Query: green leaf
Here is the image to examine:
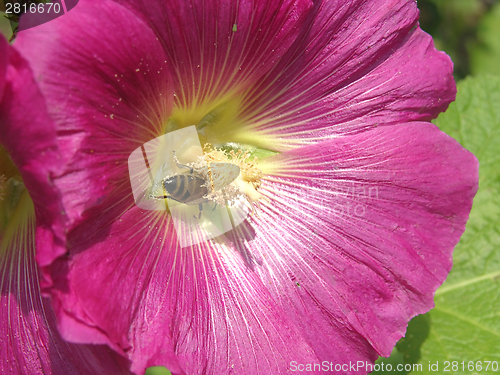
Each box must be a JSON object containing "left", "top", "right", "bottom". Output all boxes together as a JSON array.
[
  {"left": 470, "top": 3, "right": 500, "bottom": 76},
  {"left": 372, "top": 348, "right": 408, "bottom": 374},
  {"left": 393, "top": 75, "right": 500, "bottom": 373},
  {"left": 145, "top": 366, "right": 171, "bottom": 375},
  {"left": 0, "top": 12, "right": 13, "bottom": 40}
]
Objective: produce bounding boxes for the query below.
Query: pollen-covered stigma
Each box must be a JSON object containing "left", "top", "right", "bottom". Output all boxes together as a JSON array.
[{"left": 189, "top": 144, "right": 263, "bottom": 209}]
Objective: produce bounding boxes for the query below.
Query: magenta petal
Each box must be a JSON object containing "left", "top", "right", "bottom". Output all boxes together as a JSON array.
[
  {"left": 14, "top": 0, "right": 175, "bottom": 240},
  {"left": 238, "top": 2, "right": 455, "bottom": 147},
  {"left": 0, "top": 34, "right": 131, "bottom": 375},
  {"left": 4, "top": 1, "right": 477, "bottom": 373},
  {"left": 0, "top": 195, "right": 131, "bottom": 374},
  {"left": 45, "top": 208, "right": 320, "bottom": 375},
  {"left": 39, "top": 124, "right": 476, "bottom": 374},
  {"left": 0, "top": 45, "right": 68, "bottom": 268},
  {"left": 251, "top": 122, "right": 477, "bottom": 357},
  {"left": 113, "top": 0, "right": 313, "bottom": 103}
]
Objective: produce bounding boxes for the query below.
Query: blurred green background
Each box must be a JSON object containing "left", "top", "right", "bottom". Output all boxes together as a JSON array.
[
  {"left": 1, "top": 0, "right": 499, "bottom": 374},
  {"left": 418, "top": 0, "right": 500, "bottom": 79}
]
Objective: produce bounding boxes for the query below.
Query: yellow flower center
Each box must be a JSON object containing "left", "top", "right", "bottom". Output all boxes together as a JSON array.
[
  {"left": 0, "top": 146, "right": 31, "bottom": 256},
  {"left": 0, "top": 146, "right": 26, "bottom": 227},
  {"left": 165, "top": 93, "right": 245, "bottom": 145},
  {"left": 163, "top": 85, "right": 280, "bottom": 151}
]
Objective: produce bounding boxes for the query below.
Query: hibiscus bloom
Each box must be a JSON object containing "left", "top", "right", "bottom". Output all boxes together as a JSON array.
[
  {"left": 7, "top": 0, "right": 477, "bottom": 374},
  {"left": 0, "top": 36, "right": 131, "bottom": 374}
]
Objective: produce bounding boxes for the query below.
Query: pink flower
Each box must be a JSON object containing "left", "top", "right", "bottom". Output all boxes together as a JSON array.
[
  {"left": 6, "top": 0, "right": 478, "bottom": 374},
  {"left": 0, "top": 36, "right": 131, "bottom": 374}
]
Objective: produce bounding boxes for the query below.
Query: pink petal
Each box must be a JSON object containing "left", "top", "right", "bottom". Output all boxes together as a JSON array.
[
  {"left": 235, "top": 1, "right": 456, "bottom": 148},
  {"left": 0, "top": 44, "right": 67, "bottom": 267},
  {"left": 1, "top": 30, "right": 132, "bottom": 375},
  {"left": 39, "top": 123, "right": 476, "bottom": 374},
  {"left": 16, "top": 0, "right": 456, "bottom": 151},
  {"left": 5, "top": 1, "right": 475, "bottom": 373},
  {"left": 0, "top": 195, "right": 131, "bottom": 374},
  {"left": 47, "top": 208, "right": 320, "bottom": 375},
  {"left": 13, "top": 0, "right": 175, "bottom": 254},
  {"left": 252, "top": 122, "right": 477, "bottom": 357},
  {"left": 97, "top": 0, "right": 455, "bottom": 150},
  {"left": 112, "top": 0, "right": 313, "bottom": 104}
]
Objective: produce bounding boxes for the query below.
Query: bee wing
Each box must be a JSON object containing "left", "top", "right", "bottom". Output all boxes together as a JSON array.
[
  {"left": 208, "top": 163, "right": 240, "bottom": 191},
  {"left": 149, "top": 163, "right": 173, "bottom": 198},
  {"left": 153, "top": 163, "right": 167, "bottom": 184}
]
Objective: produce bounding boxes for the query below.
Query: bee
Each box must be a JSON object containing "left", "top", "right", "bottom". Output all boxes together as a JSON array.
[{"left": 152, "top": 152, "right": 240, "bottom": 218}]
